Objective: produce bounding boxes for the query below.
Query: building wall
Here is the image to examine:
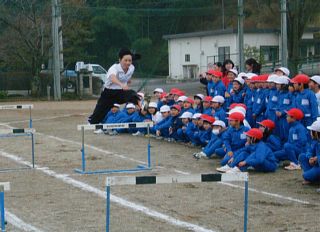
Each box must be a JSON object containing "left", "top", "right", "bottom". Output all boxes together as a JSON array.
[{"left": 168, "top": 32, "right": 281, "bottom": 79}]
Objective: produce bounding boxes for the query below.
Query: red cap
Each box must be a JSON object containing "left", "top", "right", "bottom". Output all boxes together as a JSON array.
[
  {"left": 258, "top": 74, "right": 269, "bottom": 82},
  {"left": 229, "top": 103, "right": 247, "bottom": 110},
  {"left": 169, "top": 88, "right": 180, "bottom": 95},
  {"left": 184, "top": 98, "right": 194, "bottom": 104},
  {"left": 203, "top": 96, "right": 213, "bottom": 102},
  {"left": 160, "top": 92, "right": 168, "bottom": 99},
  {"left": 171, "top": 104, "right": 181, "bottom": 112},
  {"left": 290, "top": 74, "right": 310, "bottom": 84},
  {"left": 227, "top": 112, "right": 245, "bottom": 121},
  {"left": 200, "top": 114, "right": 215, "bottom": 124},
  {"left": 250, "top": 75, "right": 260, "bottom": 83},
  {"left": 206, "top": 69, "right": 223, "bottom": 78},
  {"left": 257, "top": 119, "right": 275, "bottom": 130},
  {"left": 286, "top": 108, "right": 304, "bottom": 120},
  {"left": 245, "top": 128, "right": 263, "bottom": 140}
]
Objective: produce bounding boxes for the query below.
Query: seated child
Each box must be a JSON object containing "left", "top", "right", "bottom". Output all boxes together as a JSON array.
[
  {"left": 194, "top": 94, "right": 204, "bottom": 113},
  {"left": 176, "top": 111, "right": 194, "bottom": 142},
  {"left": 211, "top": 95, "right": 226, "bottom": 123},
  {"left": 257, "top": 119, "right": 282, "bottom": 152}
]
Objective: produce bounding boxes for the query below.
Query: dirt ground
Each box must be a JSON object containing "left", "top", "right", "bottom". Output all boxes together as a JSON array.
[{"left": 0, "top": 100, "right": 319, "bottom": 232}]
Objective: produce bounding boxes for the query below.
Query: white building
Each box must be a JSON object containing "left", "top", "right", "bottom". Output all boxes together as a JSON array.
[{"left": 163, "top": 28, "right": 319, "bottom": 79}]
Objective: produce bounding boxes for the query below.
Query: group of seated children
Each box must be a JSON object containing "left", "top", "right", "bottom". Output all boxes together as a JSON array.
[{"left": 99, "top": 67, "right": 320, "bottom": 189}]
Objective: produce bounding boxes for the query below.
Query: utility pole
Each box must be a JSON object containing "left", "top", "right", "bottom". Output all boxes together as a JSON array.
[
  {"left": 58, "top": 0, "right": 64, "bottom": 71},
  {"left": 222, "top": 0, "right": 225, "bottom": 29},
  {"left": 51, "top": 0, "right": 61, "bottom": 100},
  {"left": 238, "top": 0, "right": 244, "bottom": 72},
  {"left": 280, "top": 0, "right": 288, "bottom": 67}
]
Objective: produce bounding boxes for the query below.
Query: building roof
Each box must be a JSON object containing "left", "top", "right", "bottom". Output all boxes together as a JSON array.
[{"left": 163, "top": 27, "right": 320, "bottom": 40}]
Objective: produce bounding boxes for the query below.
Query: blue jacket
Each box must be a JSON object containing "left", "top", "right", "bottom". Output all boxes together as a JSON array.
[
  {"left": 293, "top": 89, "right": 318, "bottom": 122},
  {"left": 287, "top": 121, "right": 308, "bottom": 149},
  {"left": 244, "top": 141, "right": 277, "bottom": 168},
  {"left": 213, "top": 107, "right": 226, "bottom": 123},
  {"left": 275, "top": 90, "right": 295, "bottom": 115},
  {"left": 202, "top": 107, "right": 213, "bottom": 116},
  {"left": 252, "top": 88, "right": 267, "bottom": 117},
  {"left": 181, "top": 107, "right": 195, "bottom": 115},
  {"left": 154, "top": 116, "right": 172, "bottom": 131},
  {"left": 186, "top": 122, "right": 199, "bottom": 138},
  {"left": 170, "top": 115, "right": 183, "bottom": 133},
  {"left": 244, "top": 88, "right": 254, "bottom": 110},
  {"left": 131, "top": 112, "right": 152, "bottom": 122},
  {"left": 117, "top": 111, "right": 138, "bottom": 123},
  {"left": 208, "top": 80, "right": 226, "bottom": 97},
  {"left": 194, "top": 105, "right": 203, "bottom": 113},
  {"left": 199, "top": 128, "right": 212, "bottom": 145},
  {"left": 264, "top": 134, "right": 282, "bottom": 152},
  {"left": 228, "top": 88, "right": 245, "bottom": 105},
  {"left": 103, "top": 111, "right": 126, "bottom": 124},
  {"left": 222, "top": 125, "right": 249, "bottom": 153},
  {"left": 265, "top": 88, "right": 278, "bottom": 121}
]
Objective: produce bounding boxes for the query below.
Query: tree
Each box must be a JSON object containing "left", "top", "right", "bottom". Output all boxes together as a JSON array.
[{"left": 287, "top": 0, "right": 320, "bottom": 75}]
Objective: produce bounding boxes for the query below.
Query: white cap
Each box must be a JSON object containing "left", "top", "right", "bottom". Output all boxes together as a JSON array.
[
  {"left": 211, "top": 95, "right": 225, "bottom": 104},
  {"left": 234, "top": 77, "right": 245, "bottom": 85},
  {"left": 126, "top": 103, "right": 135, "bottom": 109},
  {"left": 311, "top": 75, "right": 320, "bottom": 85},
  {"left": 273, "top": 76, "right": 289, "bottom": 85},
  {"left": 113, "top": 103, "right": 120, "bottom": 108},
  {"left": 267, "top": 74, "right": 278, "bottom": 83},
  {"left": 148, "top": 102, "right": 158, "bottom": 108},
  {"left": 237, "top": 72, "right": 247, "bottom": 79},
  {"left": 192, "top": 113, "right": 202, "bottom": 119},
  {"left": 228, "top": 68, "right": 238, "bottom": 76},
  {"left": 245, "top": 73, "right": 258, "bottom": 80},
  {"left": 180, "top": 112, "right": 193, "bottom": 119},
  {"left": 137, "top": 92, "right": 144, "bottom": 99},
  {"left": 160, "top": 105, "right": 170, "bottom": 113},
  {"left": 177, "top": 96, "right": 188, "bottom": 102},
  {"left": 153, "top": 88, "right": 164, "bottom": 93},
  {"left": 194, "top": 94, "right": 205, "bottom": 100},
  {"left": 307, "top": 120, "right": 320, "bottom": 132},
  {"left": 227, "top": 107, "right": 246, "bottom": 116},
  {"left": 212, "top": 120, "right": 226, "bottom": 128},
  {"left": 275, "top": 67, "right": 290, "bottom": 77}
]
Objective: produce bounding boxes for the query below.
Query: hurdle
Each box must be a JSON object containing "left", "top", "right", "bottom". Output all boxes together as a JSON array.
[
  {"left": 105, "top": 173, "right": 249, "bottom": 232},
  {"left": 74, "top": 121, "right": 153, "bottom": 174},
  {"left": 0, "top": 104, "right": 33, "bottom": 128},
  {"left": 0, "top": 182, "right": 10, "bottom": 232},
  {"left": 0, "top": 128, "right": 36, "bottom": 171}
]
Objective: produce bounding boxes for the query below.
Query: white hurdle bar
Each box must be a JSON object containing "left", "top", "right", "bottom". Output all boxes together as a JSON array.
[
  {"left": 105, "top": 173, "right": 249, "bottom": 232},
  {"left": 0, "top": 182, "right": 10, "bottom": 232},
  {"left": 0, "top": 128, "right": 36, "bottom": 170},
  {"left": 0, "top": 104, "right": 33, "bottom": 128},
  {"left": 75, "top": 122, "right": 154, "bottom": 175}
]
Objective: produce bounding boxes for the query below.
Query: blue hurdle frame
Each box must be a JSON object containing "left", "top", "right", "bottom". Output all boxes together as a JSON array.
[
  {"left": 105, "top": 174, "right": 249, "bottom": 232},
  {"left": 74, "top": 123, "right": 152, "bottom": 175},
  {"left": 0, "top": 105, "right": 35, "bottom": 172},
  {"left": 0, "top": 186, "right": 5, "bottom": 232}
]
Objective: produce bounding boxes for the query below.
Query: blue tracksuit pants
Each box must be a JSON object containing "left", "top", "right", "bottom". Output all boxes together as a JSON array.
[
  {"left": 299, "top": 153, "right": 320, "bottom": 182},
  {"left": 274, "top": 143, "right": 302, "bottom": 165}
]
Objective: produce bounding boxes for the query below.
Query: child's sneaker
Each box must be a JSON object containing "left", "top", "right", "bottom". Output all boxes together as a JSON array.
[
  {"left": 108, "top": 130, "right": 118, "bottom": 136},
  {"left": 216, "top": 164, "right": 232, "bottom": 173},
  {"left": 94, "top": 129, "right": 104, "bottom": 134},
  {"left": 284, "top": 162, "right": 301, "bottom": 171},
  {"left": 155, "top": 136, "right": 163, "bottom": 140},
  {"left": 132, "top": 131, "right": 144, "bottom": 136},
  {"left": 226, "top": 166, "right": 241, "bottom": 173},
  {"left": 193, "top": 151, "right": 208, "bottom": 160}
]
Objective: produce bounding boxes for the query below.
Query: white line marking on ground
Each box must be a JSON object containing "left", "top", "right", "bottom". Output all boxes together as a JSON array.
[
  {"left": 218, "top": 182, "right": 311, "bottom": 205},
  {"left": 6, "top": 210, "right": 44, "bottom": 232},
  {"left": 0, "top": 113, "right": 87, "bottom": 126},
  {"left": 0, "top": 150, "right": 216, "bottom": 232},
  {"left": 2, "top": 117, "right": 316, "bottom": 206}
]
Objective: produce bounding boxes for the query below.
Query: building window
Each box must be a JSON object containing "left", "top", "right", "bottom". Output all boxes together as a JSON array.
[
  {"left": 260, "top": 46, "right": 279, "bottom": 62},
  {"left": 218, "top": 46, "right": 230, "bottom": 62},
  {"left": 185, "top": 54, "right": 190, "bottom": 62}
]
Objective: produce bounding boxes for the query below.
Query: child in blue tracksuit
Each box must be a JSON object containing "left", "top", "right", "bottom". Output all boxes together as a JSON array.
[
  {"left": 257, "top": 119, "right": 282, "bottom": 152},
  {"left": 197, "top": 115, "right": 214, "bottom": 147},
  {"left": 150, "top": 105, "right": 171, "bottom": 137},
  {"left": 298, "top": 120, "right": 320, "bottom": 184},
  {"left": 194, "top": 94, "right": 204, "bottom": 113},
  {"left": 102, "top": 103, "right": 125, "bottom": 124},
  {"left": 116, "top": 103, "right": 138, "bottom": 133},
  {"left": 244, "top": 78, "right": 255, "bottom": 127},
  {"left": 181, "top": 98, "right": 195, "bottom": 114},
  {"left": 252, "top": 77, "right": 267, "bottom": 127},
  {"left": 186, "top": 113, "right": 202, "bottom": 145},
  {"left": 215, "top": 112, "right": 249, "bottom": 171},
  {"left": 168, "top": 105, "right": 183, "bottom": 141},
  {"left": 225, "top": 77, "right": 245, "bottom": 108},
  {"left": 291, "top": 74, "right": 318, "bottom": 127},
  {"left": 225, "top": 128, "right": 278, "bottom": 173},
  {"left": 210, "top": 96, "right": 226, "bottom": 123},
  {"left": 274, "top": 108, "right": 308, "bottom": 170},
  {"left": 273, "top": 77, "right": 294, "bottom": 143},
  {"left": 176, "top": 112, "right": 194, "bottom": 142},
  {"left": 265, "top": 75, "right": 279, "bottom": 123},
  {"left": 130, "top": 106, "right": 152, "bottom": 135},
  {"left": 202, "top": 96, "right": 213, "bottom": 115},
  {"left": 207, "top": 70, "right": 225, "bottom": 97},
  {"left": 193, "top": 120, "right": 227, "bottom": 159}
]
